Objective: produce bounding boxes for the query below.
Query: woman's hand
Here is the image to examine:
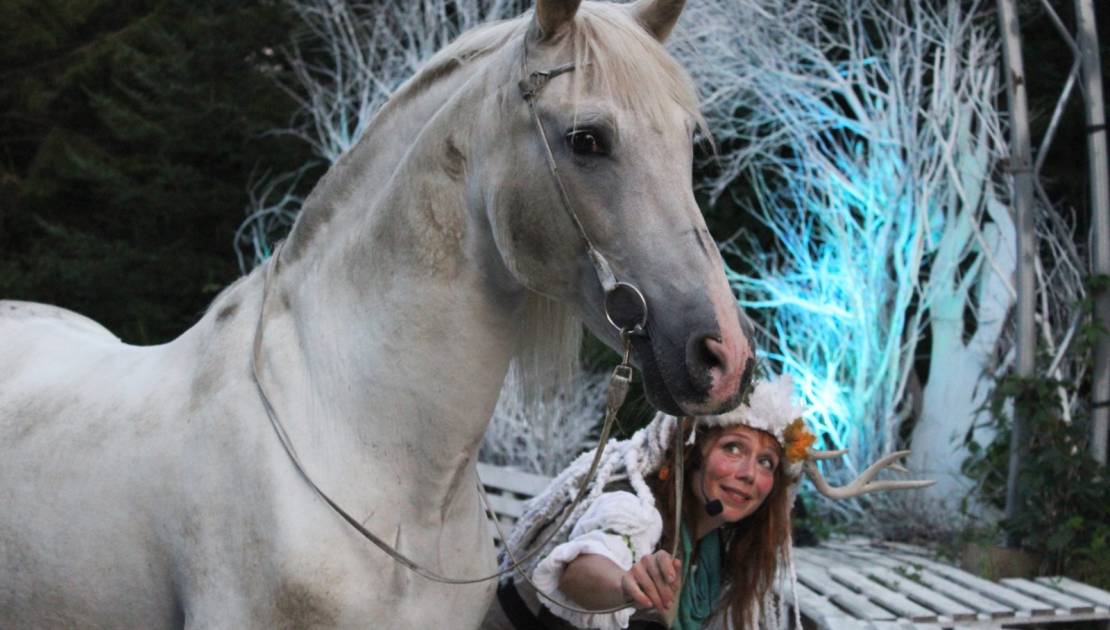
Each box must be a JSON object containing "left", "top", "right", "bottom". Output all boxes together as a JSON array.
[{"left": 620, "top": 550, "right": 682, "bottom": 613}]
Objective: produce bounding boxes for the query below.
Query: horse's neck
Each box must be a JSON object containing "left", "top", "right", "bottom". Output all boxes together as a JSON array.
[
  {"left": 263, "top": 52, "right": 522, "bottom": 492},
  {"left": 280, "top": 61, "right": 476, "bottom": 264}
]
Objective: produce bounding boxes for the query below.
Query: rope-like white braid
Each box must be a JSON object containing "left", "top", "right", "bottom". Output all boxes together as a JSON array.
[{"left": 499, "top": 414, "right": 677, "bottom": 577}]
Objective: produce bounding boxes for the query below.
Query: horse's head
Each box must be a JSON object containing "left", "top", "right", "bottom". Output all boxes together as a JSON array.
[{"left": 476, "top": 0, "right": 754, "bottom": 416}]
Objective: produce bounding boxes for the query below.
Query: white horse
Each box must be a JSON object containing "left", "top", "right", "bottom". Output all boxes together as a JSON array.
[{"left": 0, "top": 1, "right": 755, "bottom": 627}]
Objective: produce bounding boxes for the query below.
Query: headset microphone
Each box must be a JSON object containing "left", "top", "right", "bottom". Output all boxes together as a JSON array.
[
  {"left": 705, "top": 499, "right": 724, "bottom": 518},
  {"left": 700, "top": 470, "right": 724, "bottom": 517}
]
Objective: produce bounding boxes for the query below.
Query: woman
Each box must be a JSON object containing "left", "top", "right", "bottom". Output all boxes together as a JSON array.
[{"left": 485, "top": 375, "right": 815, "bottom": 630}]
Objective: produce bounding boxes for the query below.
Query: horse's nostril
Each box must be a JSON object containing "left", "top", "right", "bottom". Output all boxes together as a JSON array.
[
  {"left": 687, "top": 333, "right": 727, "bottom": 392},
  {"left": 700, "top": 335, "right": 726, "bottom": 370}
]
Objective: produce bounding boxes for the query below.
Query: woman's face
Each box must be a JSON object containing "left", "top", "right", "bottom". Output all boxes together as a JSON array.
[{"left": 693, "top": 425, "right": 780, "bottom": 525}]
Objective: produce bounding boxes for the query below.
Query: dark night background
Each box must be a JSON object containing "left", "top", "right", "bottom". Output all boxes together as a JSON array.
[{"left": 0, "top": 0, "right": 1105, "bottom": 345}]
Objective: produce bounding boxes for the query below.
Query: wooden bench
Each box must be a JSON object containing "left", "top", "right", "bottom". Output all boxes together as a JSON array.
[
  {"left": 477, "top": 462, "right": 552, "bottom": 545},
  {"left": 477, "top": 463, "right": 1110, "bottom": 629}
]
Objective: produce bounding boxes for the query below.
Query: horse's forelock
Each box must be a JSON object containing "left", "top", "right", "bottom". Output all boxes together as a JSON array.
[
  {"left": 569, "top": 4, "right": 706, "bottom": 134},
  {"left": 414, "top": 4, "right": 705, "bottom": 133}
]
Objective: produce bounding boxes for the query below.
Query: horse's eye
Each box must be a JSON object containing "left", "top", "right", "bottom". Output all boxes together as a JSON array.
[{"left": 567, "top": 130, "right": 607, "bottom": 156}]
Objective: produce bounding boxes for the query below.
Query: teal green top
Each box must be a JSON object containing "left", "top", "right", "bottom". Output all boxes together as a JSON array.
[{"left": 673, "top": 527, "right": 723, "bottom": 630}]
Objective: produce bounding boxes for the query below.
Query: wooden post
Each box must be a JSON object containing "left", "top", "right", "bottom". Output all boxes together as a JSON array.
[
  {"left": 996, "top": 0, "right": 1037, "bottom": 546},
  {"left": 1074, "top": 0, "right": 1109, "bottom": 465}
]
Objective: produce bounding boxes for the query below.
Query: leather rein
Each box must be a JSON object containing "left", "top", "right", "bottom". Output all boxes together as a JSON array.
[{"left": 249, "top": 38, "right": 688, "bottom": 614}]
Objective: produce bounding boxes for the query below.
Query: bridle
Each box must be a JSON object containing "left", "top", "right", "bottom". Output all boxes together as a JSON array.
[
  {"left": 515, "top": 44, "right": 649, "bottom": 340},
  {"left": 249, "top": 35, "right": 687, "bottom": 615}
]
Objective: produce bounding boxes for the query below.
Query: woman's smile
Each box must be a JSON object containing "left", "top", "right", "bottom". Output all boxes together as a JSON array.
[{"left": 720, "top": 486, "right": 753, "bottom": 505}]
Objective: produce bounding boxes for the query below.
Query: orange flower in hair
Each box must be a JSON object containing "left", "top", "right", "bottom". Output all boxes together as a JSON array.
[{"left": 783, "top": 417, "right": 816, "bottom": 463}]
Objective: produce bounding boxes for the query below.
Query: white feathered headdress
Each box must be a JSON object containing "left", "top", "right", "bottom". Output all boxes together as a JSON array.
[{"left": 690, "top": 374, "right": 813, "bottom": 477}]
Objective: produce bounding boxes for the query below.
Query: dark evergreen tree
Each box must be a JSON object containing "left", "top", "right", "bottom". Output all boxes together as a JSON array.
[{"left": 0, "top": 0, "right": 312, "bottom": 343}]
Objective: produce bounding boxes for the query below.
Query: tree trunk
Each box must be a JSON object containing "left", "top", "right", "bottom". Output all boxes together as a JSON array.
[
  {"left": 912, "top": 204, "right": 1016, "bottom": 510},
  {"left": 1074, "top": 0, "right": 1109, "bottom": 465},
  {"left": 996, "top": 0, "right": 1037, "bottom": 547}
]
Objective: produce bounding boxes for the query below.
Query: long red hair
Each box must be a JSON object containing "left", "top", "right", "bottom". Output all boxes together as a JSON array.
[{"left": 646, "top": 423, "right": 793, "bottom": 628}]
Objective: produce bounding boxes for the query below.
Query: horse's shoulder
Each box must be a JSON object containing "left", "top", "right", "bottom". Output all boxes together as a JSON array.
[{"left": 0, "top": 300, "right": 121, "bottom": 342}]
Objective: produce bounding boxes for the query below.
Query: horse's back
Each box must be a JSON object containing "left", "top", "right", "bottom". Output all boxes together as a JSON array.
[
  {"left": 0, "top": 300, "right": 186, "bottom": 628},
  {"left": 0, "top": 299, "right": 137, "bottom": 434},
  {"left": 0, "top": 300, "right": 124, "bottom": 382},
  {"left": 0, "top": 299, "right": 121, "bottom": 340}
]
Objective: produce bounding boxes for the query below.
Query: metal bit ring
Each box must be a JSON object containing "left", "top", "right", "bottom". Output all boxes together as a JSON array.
[{"left": 604, "top": 282, "right": 648, "bottom": 333}]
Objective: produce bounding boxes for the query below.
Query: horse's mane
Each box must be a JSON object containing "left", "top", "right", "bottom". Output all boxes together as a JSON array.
[{"left": 508, "top": 292, "right": 582, "bottom": 410}]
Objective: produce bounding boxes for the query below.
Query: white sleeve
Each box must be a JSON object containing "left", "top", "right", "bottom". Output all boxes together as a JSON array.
[{"left": 530, "top": 491, "right": 663, "bottom": 630}]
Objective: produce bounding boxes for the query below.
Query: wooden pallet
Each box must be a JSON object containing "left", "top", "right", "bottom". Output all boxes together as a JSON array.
[
  {"left": 792, "top": 538, "right": 1110, "bottom": 628},
  {"left": 477, "top": 463, "right": 1110, "bottom": 629}
]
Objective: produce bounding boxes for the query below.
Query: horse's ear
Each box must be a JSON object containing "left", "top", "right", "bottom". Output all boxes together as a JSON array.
[
  {"left": 533, "top": 0, "right": 582, "bottom": 41},
  {"left": 628, "top": 0, "right": 686, "bottom": 42}
]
